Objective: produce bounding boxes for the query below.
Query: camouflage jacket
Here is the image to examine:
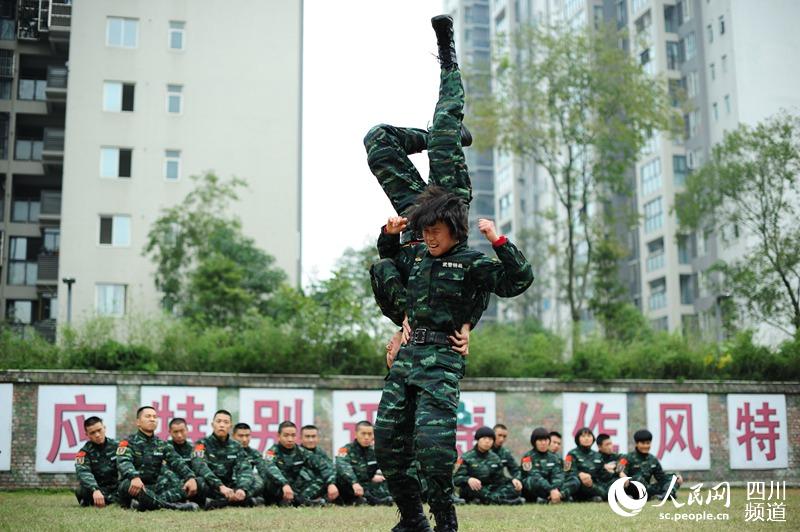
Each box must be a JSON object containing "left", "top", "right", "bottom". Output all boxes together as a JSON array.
[
  {"left": 302, "top": 445, "right": 334, "bottom": 471},
  {"left": 169, "top": 439, "right": 193, "bottom": 467},
  {"left": 596, "top": 451, "right": 621, "bottom": 485},
  {"left": 75, "top": 437, "right": 119, "bottom": 491},
  {"left": 565, "top": 445, "right": 602, "bottom": 479},
  {"left": 335, "top": 440, "right": 381, "bottom": 485},
  {"left": 116, "top": 430, "right": 195, "bottom": 484},
  {"left": 377, "top": 230, "right": 533, "bottom": 333},
  {"left": 520, "top": 448, "right": 564, "bottom": 493},
  {"left": 265, "top": 444, "right": 334, "bottom": 486},
  {"left": 620, "top": 451, "right": 667, "bottom": 485},
  {"left": 493, "top": 445, "right": 521, "bottom": 480},
  {"left": 241, "top": 445, "right": 286, "bottom": 485},
  {"left": 453, "top": 447, "right": 507, "bottom": 488},
  {"left": 192, "top": 434, "right": 254, "bottom": 492}
]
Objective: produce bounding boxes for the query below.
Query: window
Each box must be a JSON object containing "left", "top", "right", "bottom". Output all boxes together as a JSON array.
[
  {"left": 651, "top": 316, "right": 669, "bottom": 331},
  {"left": 96, "top": 284, "right": 126, "bottom": 317},
  {"left": 724, "top": 94, "right": 731, "bottom": 114},
  {"left": 686, "top": 71, "right": 698, "bottom": 98},
  {"left": 167, "top": 84, "right": 183, "bottom": 113},
  {"left": 7, "top": 237, "right": 38, "bottom": 286},
  {"left": 644, "top": 197, "right": 663, "bottom": 233},
  {"left": 498, "top": 193, "right": 512, "bottom": 219},
  {"left": 713, "top": 102, "right": 719, "bottom": 121},
  {"left": 706, "top": 24, "right": 713, "bottom": 43},
  {"left": 683, "top": 32, "right": 696, "bottom": 61},
  {"left": 721, "top": 54, "right": 727, "bottom": 74},
  {"left": 640, "top": 131, "right": 659, "bottom": 156},
  {"left": 641, "top": 48, "right": 655, "bottom": 75},
  {"left": 103, "top": 81, "right": 135, "bottom": 112},
  {"left": 12, "top": 198, "right": 39, "bottom": 222},
  {"left": 99, "top": 215, "right": 131, "bottom": 246},
  {"left": 719, "top": 15, "right": 725, "bottom": 35},
  {"left": 685, "top": 109, "right": 700, "bottom": 139},
  {"left": 680, "top": 274, "right": 698, "bottom": 305},
  {"left": 664, "top": 4, "right": 678, "bottom": 33},
  {"left": 640, "top": 158, "right": 662, "bottom": 195},
  {"left": 106, "top": 17, "right": 138, "bottom": 48},
  {"left": 649, "top": 278, "right": 667, "bottom": 310},
  {"left": 43, "top": 228, "right": 60, "bottom": 252},
  {"left": 646, "top": 238, "right": 665, "bottom": 272},
  {"left": 164, "top": 150, "right": 181, "bottom": 180},
  {"left": 15, "top": 138, "right": 43, "bottom": 161},
  {"left": 18, "top": 79, "right": 46, "bottom": 101},
  {"left": 100, "top": 147, "right": 132, "bottom": 178},
  {"left": 680, "top": 0, "right": 693, "bottom": 23},
  {"left": 169, "top": 21, "right": 185, "bottom": 50},
  {"left": 666, "top": 41, "right": 680, "bottom": 70},
  {"left": 673, "top": 155, "right": 688, "bottom": 186},
  {"left": 677, "top": 233, "right": 696, "bottom": 264},
  {"left": 710, "top": 62, "right": 716, "bottom": 81},
  {"left": 6, "top": 300, "right": 33, "bottom": 324}
]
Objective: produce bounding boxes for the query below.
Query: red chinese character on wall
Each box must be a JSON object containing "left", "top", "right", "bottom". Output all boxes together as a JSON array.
[
  {"left": 455, "top": 406, "right": 486, "bottom": 456},
  {"left": 736, "top": 401, "right": 780, "bottom": 461},
  {"left": 657, "top": 403, "right": 703, "bottom": 460},
  {"left": 252, "top": 399, "right": 304, "bottom": 452},
  {"left": 151, "top": 394, "right": 208, "bottom": 441},
  {"left": 47, "top": 394, "right": 107, "bottom": 463},
  {"left": 342, "top": 401, "right": 380, "bottom": 442}
]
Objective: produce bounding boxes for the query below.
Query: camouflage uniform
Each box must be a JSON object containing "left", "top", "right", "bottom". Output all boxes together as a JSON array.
[
  {"left": 335, "top": 440, "right": 392, "bottom": 504},
  {"left": 263, "top": 444, "right": 335, "bottom": 505},
  {"left": 595, "top": 451, "right": 621, "bottom": 499},
  {"left": 168, "top": 439, "right": 207, "bottom": 501},
  {"left": 519, "top": 448, "right": 566, "bottom": 502},
  {"left": 191, "top": 434, "right": 255, "bottom": 504},
  {"left": 74, "top": 436, "right": 119, "bottom": 506},
  {"left": 303, "top": 445, "right": 334, "bottom": 471},
  {"left": 564, "top": 445, "right": 604, "bottom": 501},
  {"left": 453, "top": 447, "right": 520, "bottom": 504},
  {"left": 116, "top": 430, "right": 197, "bottom": 509},
  {"left": 374, "top": 230, "right": 533, "bottom": 513},
  {"left": 620, "top": 451, "right": 678, "bottom": 500},
  {"left": 493, "top": 444, "right": 521, "bottom": 480}
]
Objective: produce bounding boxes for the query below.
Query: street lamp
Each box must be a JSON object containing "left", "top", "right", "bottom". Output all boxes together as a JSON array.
[
  {"left": 715, "top": 293, "right": 732, "bottom": 344},
  {"left": 62, "top": 277, "right": 75, "bottom": 326}
]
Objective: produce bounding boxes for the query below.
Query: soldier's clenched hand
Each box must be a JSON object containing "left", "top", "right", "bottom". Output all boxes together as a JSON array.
[
  {"left": 467, "top": 477, "right": 482, "bottom": 491},
  {"left": 449, "top": 323, "right": 470, "bottom": 356},
  {"left": 234, "top": 489, "right": 246, "bottom": 502},
  {"left": 550, "top": 489, "right": 562, "bottom": 504},
  {"left": 92, "top": 490, "right": 106, "bottom": 508},
  {"left": 282, "top": 484, "right": 294, "bottom": 501},
  {"left": 327, "top": 484, "right": 339, "bottom": 501},
  {"left": 353, "top": 483, "right": 365, "bottom": 497},
  {"left": 385, "top": 216, "right": 408, "bottom": 235},
  {"left": 183, "top": 478, "right": 197, "bottom": 497},
  {"left": 129, "top": 477, "right": 144, "bottom": 496},
  {"left": 220, "top": 485, "right": 236, "bottom": 501},
  {"left": 478, "top": 219, "right": 499, "bottom": 243},
  {"left": 512, "top": 478, "right": 522, "bottom": 492}
]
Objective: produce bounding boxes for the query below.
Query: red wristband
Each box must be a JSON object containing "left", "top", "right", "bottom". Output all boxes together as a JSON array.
[{"left": 492, "top": 235, "right": 508, "bottom": 248}]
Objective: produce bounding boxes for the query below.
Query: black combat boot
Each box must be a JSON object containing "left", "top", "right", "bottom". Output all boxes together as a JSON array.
[
  {"left": 431, "top": 15, "right": 457, "bottom": 70},
  {"left": 392, "top": 496, "right": 432, "bottom": 532},
  {"left": 204, "top": 498, "right": 229, "bottom": 510},
  {"left": 432, "top": 505, "right": 458, "bottom": 532}
]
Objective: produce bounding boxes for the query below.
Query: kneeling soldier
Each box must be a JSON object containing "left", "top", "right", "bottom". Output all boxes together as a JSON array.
[
  {"left": 74, "top": 416, "right": 119, "bottom": 507},
  {"left": 192, "top": 410, "right": 257, "bottom": 510},
  {"left": 621, "top": 429, "right": 683, "bottom": 501},
  {"left": 453, "top": 426, "right": 523, "bottom": 505},
  {"left": 520, "top": 427, "right": 566, "bottom": 504},
  {"left": 336, "top": 420, "right": 393, "bottom": 506},
  {"left": 117, "top": 406, "right": 199, "bottom": 511}
]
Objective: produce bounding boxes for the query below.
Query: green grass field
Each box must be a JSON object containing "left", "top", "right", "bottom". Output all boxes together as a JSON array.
[{"left": 0, "top": 489, "right": 797, "bottom": 531}]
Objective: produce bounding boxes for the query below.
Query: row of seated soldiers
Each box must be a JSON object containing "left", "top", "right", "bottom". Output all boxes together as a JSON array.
[
  {"left": 453, "top": 424, "right": 683, "bottom": 505},
  {"left": 74, "top": 406, "right": 392, "bottom": 511}
]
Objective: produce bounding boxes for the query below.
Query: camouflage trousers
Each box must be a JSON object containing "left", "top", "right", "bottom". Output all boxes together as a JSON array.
[
  {"left": 625, "top": 479, "right": 678, "bottom": 501},
  {"left": 374, "top": 344, "right": 463, "bottom": 513},
  {"left": 460, "top": 480, "right": 520, "bottom": 505},
  {"left": 75, "top": 484, "right": 119, "bottom": 507},
  {"left": 117, "top": 471, "right": 191, "bottom": 510},
  {"left": 264, "top": 469, "right": 326, "bottom": 505},
  {"left": 336, "top": 475, "right": 392, "bottom": 505},
  {"left": 564, "top": 475, "right": 605, "bottom": 501},
  {"left": 364, "top": 66, "right": 471, "bottom": 217},
  {"left": 523, "top": 481, "right": 565, "bottom": 502}
]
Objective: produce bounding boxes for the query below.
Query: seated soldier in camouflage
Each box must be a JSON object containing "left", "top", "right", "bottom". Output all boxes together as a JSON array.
[
  {"left": 563, "top": 427, "right": 604, "bottom": 502},
  {"left": 74, "top": 416, "right": 119, "bottom": 508},
  {"left": 165, "top": 417, "right": 206, "bottom": 503},
  {"left": 621, "top": 429, "right": 683, "bottom": 501},
  {"left": 299, "top": 424, "right": 340, "bottom": 503},
  {"left": 116, "top": 406, "right": 199, "bottom": 511},
  {"left": 335, "top": 420, "right": 393, "bottom": 506},
  {"left": 233, "top": 422, "right": 279, "bottom": 506},
  {"left": 264, "top": 421, "right": 337, "bottom": 507},
  {"left": 549, "top": 431, "right": 563, "bottom": 455},
  {"left": 492, "top": 423, "right": 521, "bottom": 482},
  {"left": 520, "top": 427, "right": 566, "bottom": 504},
  {"left": 594, "top": 433, "right": 622, "bottom": 500},
  {"left": 453, "top": 426, "right": 523, "bottom": 505},
  {"left": 192, "top": 410, "right": 258, "bottom": 510}
]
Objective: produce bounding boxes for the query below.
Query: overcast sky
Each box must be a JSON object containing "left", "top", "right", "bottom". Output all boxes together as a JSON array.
[{"left": 301, "top": 0, "right": 445, "bottom": 285}]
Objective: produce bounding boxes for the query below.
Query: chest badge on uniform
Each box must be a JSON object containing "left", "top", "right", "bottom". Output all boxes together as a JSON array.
[{"left": 521, "top": 456, "right": 532, "bottom": 472}]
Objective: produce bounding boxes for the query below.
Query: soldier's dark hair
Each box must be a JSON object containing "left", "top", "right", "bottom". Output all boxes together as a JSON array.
[
  {"left": 549, "top": 431, "right": 562, "bottom": 440},
  {"left": 168, "top": 417, "right": 186, "bottom": 428},
  {"left": 407, "top": 186, "right": 468, "bottom": 243},
  {"left": 633, "top": 429, "right": 653, "bottom": 443},
  {"left": 574, "top": 427, "right": 595, "bottom": 447},
  {"left": 596, "top": 433, "right": 611, "bottom": 446},
  {"left": 493, "top": 423, "right": 508, "bottom": 431},
  {"left": 278, "top": 420, "right": 297, "bottom": 434},
  {"left": 233, "top": 423, "right": 251, "bottom": 432},
  {"left": 213, "top": 409, "right": 232, "bottom": 420},
  {"left": 83, "top": 416, "right": 103, "bottom": 430},
  {"left": 356, "top": 420, "right": 373, "bottom": 429},
  {"left": 136, "top": 405, "right": 156, "bottom": 418},
  {"left": 301, "top": 425, "right": 318, "bottom": 432}
]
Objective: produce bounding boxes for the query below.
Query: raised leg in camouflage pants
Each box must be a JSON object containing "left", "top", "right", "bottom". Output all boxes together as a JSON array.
[{"left": 117, "top": 471, "right": 190, "bottom": 510}]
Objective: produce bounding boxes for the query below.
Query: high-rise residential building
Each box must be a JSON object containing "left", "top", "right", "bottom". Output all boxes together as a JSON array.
[
  {"left": 0, "top": 0, "right": 303, "bottom": 338},
  {"left": 444, "top": 0, "right": 498, "bottom": 321}
]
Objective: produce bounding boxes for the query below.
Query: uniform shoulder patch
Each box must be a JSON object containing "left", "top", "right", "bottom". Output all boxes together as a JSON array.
[
  {"left": 75, "top": 450, "right": 86, "bottom": 464},
  {"left": 521, "top": 455, "right": 532, "bottom": 472},
  {"left": 454, "top": 457, "right": 463, "bottom": 471},
  {"left": 264, "top": 449, "right": 276, "bottom": 461},
  {"left": 193, "top": 443, "right": 205, "bottom": 458},
  {"left": 116, "top": 440, "right": 128, "bottom": 455},
  {"left": 564, "top": 454, "right": 572, "bottom": 471},
  {"left": 337, "top": 447, "right": 348, "bottom": 458}
]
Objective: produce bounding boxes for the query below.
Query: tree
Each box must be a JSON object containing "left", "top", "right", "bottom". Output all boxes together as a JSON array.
[
  {"left": 675, "top": 112, "right": 800, "bottom": 337},
  {"left": 143, "top": 172, "right": 286, "bottom": 324},
  {"left": 470, "top": 23, "right": 679, "bottom": 342}
]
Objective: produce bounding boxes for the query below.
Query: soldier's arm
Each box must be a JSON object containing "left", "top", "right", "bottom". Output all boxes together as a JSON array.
[
  {"left": 335, "top": 448, "right": 358, "bottom": 486},
  {"left": 466, "top": 290, "right": 490, "bottom": 329},
  {"left": 310, "top": 450, "right": 337, "bottom": 486},
  {"left": 376, "top": 225, "right": 416, "bottom": 279},
  {"left": 370, "top": 258, "right": 407, "bottom": 327},
  {"left": 115, "top": 440, "right": 141, "bottom": 481},
  {"left": 652, "top": 456, "right": 667, "bottom": 484},
  {"left": 261, "top": 451, "right": 290, "bottom": 487},
  {"left": 452, "top": 457, "right": 470, "bottom": 488},
  {"left": 74, "top": 450, "right": 100, "bottom": 491},
  {"left": 504, "top": 449, "right": 522, "bottom": 480},
  {"left": 233, "top": 449, "right": 255, "bottom": 493},
  {"left": 468, "top": 238, "right": 534, "bottom": 298},
  {"left": 551, "top": 456, "right": 565, "bottom": 489},
  {"left": 164, "top": 442, "right": 195, "bottom": 481},
  {"left": 191, "top": 443, "right": 224, "bottom": 490}
]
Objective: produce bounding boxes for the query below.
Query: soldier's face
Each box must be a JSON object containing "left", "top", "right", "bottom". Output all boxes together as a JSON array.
[
  {"left": 302, "top": 429, "right": 318, "bottom": 449},
  {"left": 279, "top": 427, "right": 296, "bottom": 449},
  {"left": 636, "top": 441, "right": 652, "bottom": 454},
  {"left": 137, "top": 408, "right": 158, "bottom": 435},
  {"left": 534, "top": 439, "right": 550, "bottom": 453},
  {"left": 579, "top": 432, "right": 594, "bottom": 447},
  {"left": 599, "top": 439, "right": 614, "bottom": 454},
  {"left": 476, "top": 436, "right": 494, "bottom": 452},
  {"left": 212, "top": 414, "right": 232, "bottom": 439},
  {"left": 356, "top": 426, "right": 374, "bottom": 447},
  {"left": 170, "top": 423, "right": 188, "bottom": 445},
  {"left": 233, "top": 429, "right": 251, "bottom": 448},
  {"left": 549, "top": 437, "right": 561, "bottom": 453},
  {"left": 423, "top": 222, "right": 457, "bottom": 257},
  {"left": 494, "top": 428, "right": 508, "bottom": 447},
  {"left": 85, "top": 422, "right": 106, "bottom": 444}
]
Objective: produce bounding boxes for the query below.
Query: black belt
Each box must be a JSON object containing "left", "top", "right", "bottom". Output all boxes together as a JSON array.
[{"left": 412, "top": 328, "right": 451, "bottom": 346}]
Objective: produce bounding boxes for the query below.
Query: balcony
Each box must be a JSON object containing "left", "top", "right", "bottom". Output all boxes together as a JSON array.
[
  {"left": 45, "top": 65, "right": 67, "bottom": 112},
  {"left": 41, "top": 127, "right": 63, "bottom": 169},
  {"left": 38, "top": 190, "right": 61, "bottom": 223},
  {"left": 37, "top": 253, "right": 58, "bottom": 285},
  {"left": 48, "top": 0, "right": 71, "bottom": 45}
]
